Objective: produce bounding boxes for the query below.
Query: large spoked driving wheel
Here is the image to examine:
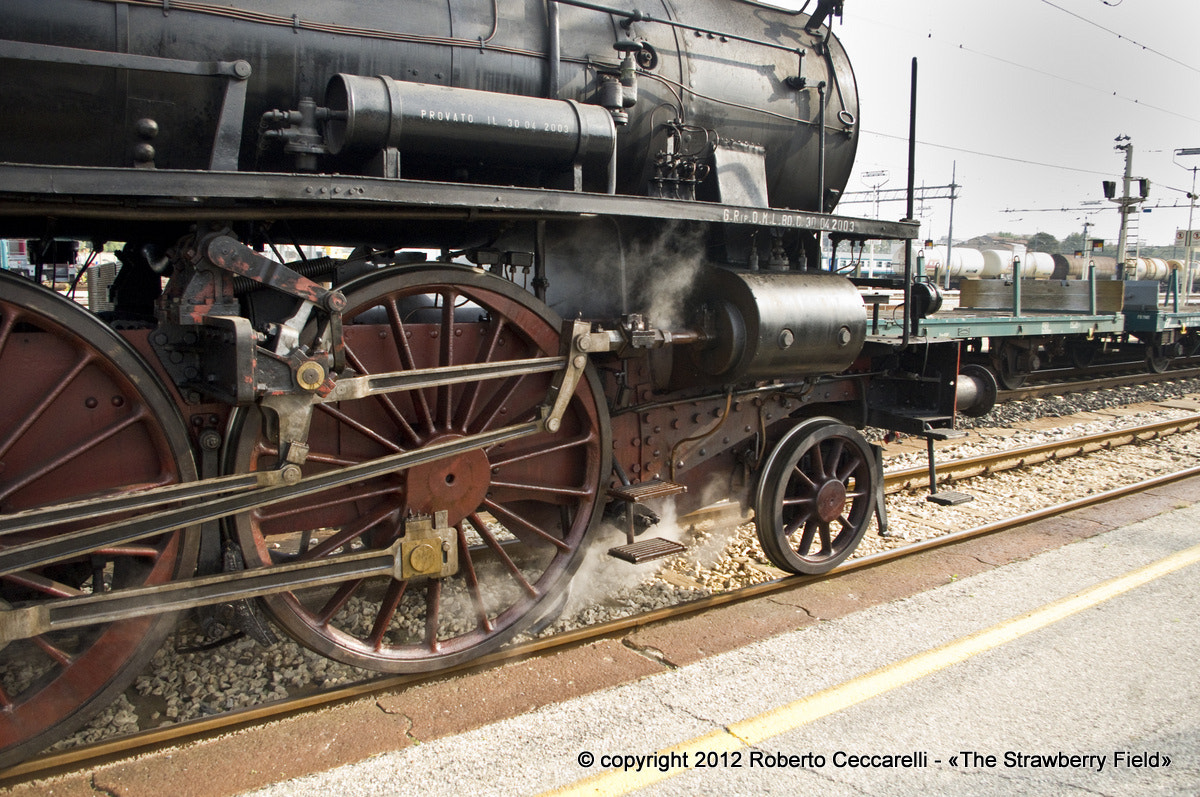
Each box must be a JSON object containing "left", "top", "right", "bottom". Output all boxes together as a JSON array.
[
  {"left": 754, "top": 418, "right": 879, "bottom": 576},
  {"left": 230, "top": 266, "right": 610, "bottom": 672},
  {"left": 0, "top": 272, "right": 197, "bottom": 768}
]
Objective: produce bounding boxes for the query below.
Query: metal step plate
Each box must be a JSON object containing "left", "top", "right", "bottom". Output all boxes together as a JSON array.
[
  {"left": 608, "top": 537, "right": 687, "bottom": 564},
  {"left": 608, "top": 479, "right": 687, "bottom": 503},
  {"left": 927, "top": 490, "right": 974, "bottom": 506}
]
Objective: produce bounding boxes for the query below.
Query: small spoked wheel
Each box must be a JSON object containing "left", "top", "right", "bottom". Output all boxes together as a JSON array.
[{"left": 754, "top": 418, "right": 879, "bottom": 575}]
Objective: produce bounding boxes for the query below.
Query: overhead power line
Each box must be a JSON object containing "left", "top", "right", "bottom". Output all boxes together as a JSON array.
[
  {"left": 859, "top": 128, "right": 1117, "bottom": 177},
  {"left": 1038, "top": 0, "right": 1200, "bottom": 75}
]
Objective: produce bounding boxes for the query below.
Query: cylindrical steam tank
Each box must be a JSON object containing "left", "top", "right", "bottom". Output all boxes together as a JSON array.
[
  {"left": 0, "top": 0, "right": 859, "bottom": 212},
  {"left": 684, "top": 269, "right": 866, "bottom": 384}
]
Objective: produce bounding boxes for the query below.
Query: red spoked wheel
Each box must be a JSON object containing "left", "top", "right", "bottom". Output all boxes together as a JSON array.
[
  {"left": 754, "top": 417, "right": 878, "bottom": 576},
  {"left": 230, "top": 265, "right": 610, "bottom": 672},
  {"left": 0, "top": 271, "right": 197, "bottom": 768}
]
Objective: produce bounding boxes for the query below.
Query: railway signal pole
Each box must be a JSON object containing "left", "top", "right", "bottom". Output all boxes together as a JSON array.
[{"left": 1105, "top": 136, "right": 1148, "bottom": 279}]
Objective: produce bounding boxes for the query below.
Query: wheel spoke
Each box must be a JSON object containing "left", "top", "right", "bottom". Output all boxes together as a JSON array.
[
  {"left": 790, "top": 464, "right": 818, "bottom": 492},
  {"left": 488, "top": 479, "right": 593, "bottom": 500},
  {"left": 0, "top": 350, "right": 93, "bottom": 462},
  {"left": 316, "top": 403, "right": 406, "bottom": 454},
  {"left": 0, "top": 306, "right": 17, "bottom": 359},
  {"left": 424, "top": 579, "right": 442, "bottom": 652},
  {"left": 316, "top": 580, "right": 363, "bottom": 626},
  {"left": 454, "top": 317, "right": 506, "bottom": 432},
  {"left": 1, "top": 571, "right": 84, "bottom": 599},
  {"left": 488, "top": 430, "right": 596, "bottom": 469},
  {"left": 385, "top": 297, "right": 435, "bottom": 434},
  {"left": 783, "top": 513, "right": 810, "bottom": 538},
  {"left": 483, "top": 500, "right": 571, "bottom": 552},
  {"left": 811, "top": 442, "right": 826, "bottom": 480},
  {"left": 798, "top": 519, "right": 818, "bottom": 554},
  {"left": 456, "top": 524, "right": 493, "bottom": 632},
  {"left": 299, "top": 503, "right": 399, "bottom": 560},
  {"left": 344, "top": 343, "right": 421, "bottom": 447},
  {"left": 253, "top": 483, "right": 401, "bottom": 525},
  {"left": 471, "top": 513, "right": 539, "bottom": 597},
  {"left": 469, "top": 374, "right": 530, "bottom": 434},
  {"left": 437, "top": 289, "right": 457, "bottom": 431},
  {"left": 825, "top": 439, "right": 844, "bottom": 478},
  {"left": 32, "top": 636, "right": 75, "bottom": 668},
  {"left": 0, "top": 407, "right": 156, "bottom": 504},
  {"left": 817, "top": 521, "right": 832, "bottom": 555},
  {"left": 367, "top": 580, "right": 408, "bottom": 651},
  {"left": 835, "top": 453, "right": 862, "bottom": 483}
]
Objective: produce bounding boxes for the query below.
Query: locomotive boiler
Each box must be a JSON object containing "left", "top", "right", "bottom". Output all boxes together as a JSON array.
[{"left": 0, "top": 0, "right": 968, "bottom": 767}]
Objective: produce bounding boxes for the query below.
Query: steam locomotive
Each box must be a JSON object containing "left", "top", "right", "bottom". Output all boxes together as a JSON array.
[{"left": 0, "top": 0, "right": 976, "bottom": 765}]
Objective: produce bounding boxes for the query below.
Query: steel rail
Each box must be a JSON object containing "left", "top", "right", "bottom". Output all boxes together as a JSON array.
[
  {"left": 8, "top": 462, "right": 1199, "bottom": 783},
  {"left": 998, "top": 365, "right": 1200, "bottom": 401},
  {"left": 883, "top": 412, "right": 1200, "bottom": 494}
]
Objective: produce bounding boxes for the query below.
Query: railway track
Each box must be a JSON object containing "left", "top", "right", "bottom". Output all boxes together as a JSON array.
[
  {"left": 7, "top": 413, "right": 1200, "bottom": 785},
  {"left": 997, "top": 365, "right": 1200, "bottom": 402}
]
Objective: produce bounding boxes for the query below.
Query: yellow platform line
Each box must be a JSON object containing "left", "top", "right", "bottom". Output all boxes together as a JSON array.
[{"left": 542, "top": 540, "right": 1200, "bottom": 796}]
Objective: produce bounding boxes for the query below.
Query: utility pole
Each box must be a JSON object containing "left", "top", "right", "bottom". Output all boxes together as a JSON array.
[
  {"left": 1174, "top": 147, "right": 1200, "bottom": 303},
  {"left": 945, "top": 161, "right": 957, "bottom": 289}
]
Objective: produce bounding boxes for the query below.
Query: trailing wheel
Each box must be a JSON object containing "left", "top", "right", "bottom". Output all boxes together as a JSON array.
[
  {"left": 229, "top": 266, "right": 610, "bottom": 672},
  {"left": 0, "top": 272, "right": 197, "bottom": 767},
  {"left": 754, "top": 418, "right": 879, "bottom": 576}
]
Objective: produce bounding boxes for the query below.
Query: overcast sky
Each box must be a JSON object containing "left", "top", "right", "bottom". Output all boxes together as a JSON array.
[{"left": 822, "top": 0, "right": 1200, "bottom": 248}]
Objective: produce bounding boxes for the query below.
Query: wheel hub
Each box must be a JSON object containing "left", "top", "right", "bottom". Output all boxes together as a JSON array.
[
  {"left": 405, "top": 435, "right": 491, "bottom": 525},
  {"left": 815, "top": 479, "right": 847, "bottom": 523}
]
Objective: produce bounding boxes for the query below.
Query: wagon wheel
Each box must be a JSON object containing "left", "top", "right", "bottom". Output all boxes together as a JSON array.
[
  {"left": 229, "top": 265, "right": 610, "bottom": 672},
  {"left": 754, "top": 418, "right": 878, "bottom": 575},
  {"left": 0, "top": 272, "right": 197, "bottom": 768},
  {"left": 1067, "top": 340, "right": 1099, "bottom": 370},
  {"left": 992, "top": 341, "right": 1029, "bottom": 390},
  {"left": 1145, "top": 345, "right": 1171, "bottom": 374}
]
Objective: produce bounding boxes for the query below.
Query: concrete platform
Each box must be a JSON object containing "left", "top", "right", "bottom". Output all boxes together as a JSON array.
[
  {"left": 242, "top": 485, "right": 1200, "bottom": 797},
  {"left": 8, "top": 479, "right": 1200, "bottom": 797}
]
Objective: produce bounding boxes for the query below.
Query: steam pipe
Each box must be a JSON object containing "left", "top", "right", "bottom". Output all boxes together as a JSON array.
[
  {"left": 817, "top": 80, "right": 827, "bottom": 214},
  {"left": 546, "top": 0, "right": 561, "bottom": 98}
]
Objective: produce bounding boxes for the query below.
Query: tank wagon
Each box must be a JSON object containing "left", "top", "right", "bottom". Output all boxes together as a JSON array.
[{"left": 0, "top": 0, "right": 983, "bottom": 765}]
